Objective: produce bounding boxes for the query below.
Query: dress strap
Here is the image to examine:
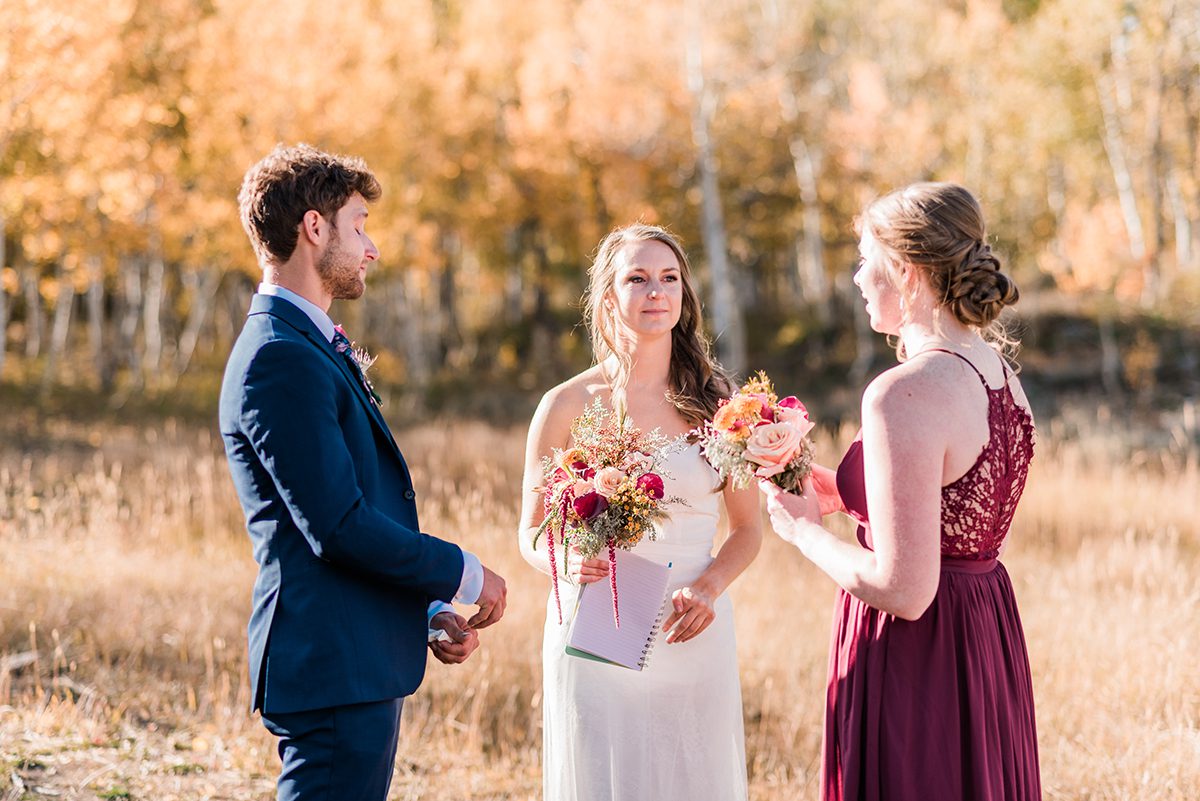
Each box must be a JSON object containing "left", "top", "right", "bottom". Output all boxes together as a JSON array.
[{"left": 921, "top": 347, "right": 990, "bottom": 388}]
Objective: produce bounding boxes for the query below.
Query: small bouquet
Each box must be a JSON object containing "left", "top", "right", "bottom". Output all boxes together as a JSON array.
[
  {"left": 693, "top": 372, "right": 816, "bottom": 493},
  {"left": 534, "top": 398, "right": 684, "bottom": 627}
]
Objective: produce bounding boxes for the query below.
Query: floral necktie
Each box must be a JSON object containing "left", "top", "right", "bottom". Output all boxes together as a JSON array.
[{"left": 332, "top": 325, "right": 382, "bottom": 407}]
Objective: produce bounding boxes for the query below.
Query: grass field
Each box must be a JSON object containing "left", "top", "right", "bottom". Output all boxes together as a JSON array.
[{"left": 1, "top": 407, "right": 1198, "bottom": 800}]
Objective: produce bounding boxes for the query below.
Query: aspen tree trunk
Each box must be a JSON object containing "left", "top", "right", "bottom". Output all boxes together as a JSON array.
[
  {"left": 849, "top": 289, "right": 875, "bottom": 386},
  {"left": 1097, "top": 32, "right": 1147, "bottom": 268},
  {"left": 0, "top": 210, "right": 6, "bottom": 378},
  {"left": 41, "top": 260, "right": 75, "bottom": 393},
  {"left": 687, "top": 16, "right": 745, "bottom": 375},
  {"left": 395, "top": 272, "right": 430, "bottom": 389},
  {"left": 175, "top": 267, "right": 220, "bottom": 376},
  {"left": 119, "top": 259, "right": 143, "bottom": 378},
  {"left": 144, "top": 237, "right": 166, "bottom": 374},
  {"left": 438, "top": 228, "right": 463, "bottom": 365},
  {"left": 1166, "top": 169, "right": 1193, "bottom": 270},
  {"left": 86, "top": 258, "right": 113, "bottom": 391},
  {"left": 24, "top": 270, "right": 42, "bottom": 359},
  {"left": 788, "top": 134, "right": 829, "bottom": 324},
  {"left": 1143, "top": 36, "right": 1168, "bottom": 305}
]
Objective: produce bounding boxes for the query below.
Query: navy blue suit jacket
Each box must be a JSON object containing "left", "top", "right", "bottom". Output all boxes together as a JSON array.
[{"left": 219, "top": 294, "right": 464, "bottom": 714}]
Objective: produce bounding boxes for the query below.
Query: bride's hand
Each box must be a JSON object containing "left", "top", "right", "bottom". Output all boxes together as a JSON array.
[
  {"left": 663, "top": 586, "right": 715, "bottom": 644},
  {"left": 565, "top": 548, "right": 610, "bottom": 584},
  {"left": 759, "top": 477, "right": 823, "bottom": 549}
]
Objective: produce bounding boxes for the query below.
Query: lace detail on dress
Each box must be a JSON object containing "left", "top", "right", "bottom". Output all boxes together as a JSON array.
[{"left": 939, "top": 356, "right": 1036, "bottom": 560}]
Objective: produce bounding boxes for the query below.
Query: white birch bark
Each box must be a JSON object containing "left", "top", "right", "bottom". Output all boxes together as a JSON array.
[
  {"left": 175, "top": 267, "right": 221, "bottom": 376},
  {"left": 24, "top": 271, "right": 41, "bottom": 359},
  {"left": 41, "top": 260, "right": 75, "bottom": 393},
  {"left": 687, "top": 13, "right": 745, "bottom": 374}
]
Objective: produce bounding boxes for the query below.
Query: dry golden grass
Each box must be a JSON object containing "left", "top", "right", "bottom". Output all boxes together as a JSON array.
[{"left": 1, "top": 412, "right": 1197, "bottom": 800}]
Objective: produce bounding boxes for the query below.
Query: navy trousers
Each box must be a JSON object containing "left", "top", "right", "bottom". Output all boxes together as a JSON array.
[{"left": 261, "top": 698, "right": 404, "bottom": 801}]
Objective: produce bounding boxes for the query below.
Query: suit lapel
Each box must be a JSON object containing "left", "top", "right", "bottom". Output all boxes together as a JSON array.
[{"left": 249, "top": 295, "right": 411, "bottom": 476}]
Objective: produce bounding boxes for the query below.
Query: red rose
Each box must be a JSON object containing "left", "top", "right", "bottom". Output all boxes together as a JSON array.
[
  {"left": 572, "top": 491, "right": 609, "bottom": 520},
  {"left": 636, "top": 473, "right": 665, "bottom": 500}
]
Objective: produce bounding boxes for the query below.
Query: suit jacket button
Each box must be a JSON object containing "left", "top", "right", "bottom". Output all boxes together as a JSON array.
[{"left": 403, "top": 489, "right": 416, "bottom": 500}]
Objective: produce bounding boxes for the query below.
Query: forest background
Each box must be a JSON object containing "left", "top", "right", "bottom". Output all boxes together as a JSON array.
[
  {"left": 2, "top": 0, "right": 1199, "bottom": 422},
  {"left": 2, "top": 1, "right": 1199, "bottom": 800}
]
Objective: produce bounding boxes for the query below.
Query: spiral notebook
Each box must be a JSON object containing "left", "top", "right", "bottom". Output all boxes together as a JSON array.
[{"left": 565, "top": 550, "right": 672, "bottom": 671}]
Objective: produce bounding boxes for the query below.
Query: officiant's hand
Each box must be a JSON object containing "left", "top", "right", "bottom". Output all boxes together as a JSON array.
[
  {"left": 429, "top": 611, "right": 480, "bottom": 665},
  {"left": 759, "top": 478, "right": 822, "bottom": 548},
  {"left": 663, "top": 585, "right": 715, "bottom": 644},
  {"left": 566, "top": 547, "right": 610, "bottom": 585},
  {"left": 810, "top": 465, "right": 846, "bottom": 516}
]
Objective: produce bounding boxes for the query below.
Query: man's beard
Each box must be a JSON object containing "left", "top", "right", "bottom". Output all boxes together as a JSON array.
[{"left": 316, "top": 227, "right": 365, "bottom": 300}]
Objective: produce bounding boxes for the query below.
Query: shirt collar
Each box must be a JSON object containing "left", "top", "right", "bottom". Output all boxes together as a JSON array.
[{"left": 257, "top": 282, "right": 336, "bottom": 343}]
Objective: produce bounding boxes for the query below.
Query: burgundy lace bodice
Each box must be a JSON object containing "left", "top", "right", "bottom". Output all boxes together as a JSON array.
[{"left": 836, "top": 352, "right": 1036, "bottom": 560}]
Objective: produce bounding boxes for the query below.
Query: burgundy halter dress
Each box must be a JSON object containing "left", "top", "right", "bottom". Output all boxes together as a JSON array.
[{"left": 827, "top": 351, "right": 1041, "bottom": 801}]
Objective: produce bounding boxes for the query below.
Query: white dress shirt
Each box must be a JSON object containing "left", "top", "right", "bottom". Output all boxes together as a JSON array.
[{"left": 257, "top": 282, "right": 484, "bottom": 628}]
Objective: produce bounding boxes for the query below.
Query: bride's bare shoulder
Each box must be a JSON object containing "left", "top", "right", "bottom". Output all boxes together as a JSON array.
[{"left": 532, "top": 367, "right": 609, "bottom": 432}]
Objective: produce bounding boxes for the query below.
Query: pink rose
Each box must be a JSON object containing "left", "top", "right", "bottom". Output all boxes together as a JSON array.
[
  {"left": 572, "top": 491, "right": 609, "bottom": 520},
  {"left": 778, "top": 396, "right": 802, "bottom": 409},
  {"left": 570, "top": 478, "right": 594, "bottom": 497},
  {"left": 636, "top": 473, "right": 665, "bottom": 500},
  {"left": 744, "top": 422, "right": 802, "bottom": 478},
  {"left": 776, "top": 403, "right": 816, "bottom": 439},
  {"left": 593, "top": 466, "right": 626, "bottom": 498}
]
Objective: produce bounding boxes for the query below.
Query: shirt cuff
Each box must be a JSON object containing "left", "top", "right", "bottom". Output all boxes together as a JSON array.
[
  {"left": 427, "top": 600, "right": 455, "bottom": 641},
  {"left": 427, "top": 600, "right": 454, "bottom": 624},
  {"left": 454, "top": 549, "right": 484, "bottom": 605}
]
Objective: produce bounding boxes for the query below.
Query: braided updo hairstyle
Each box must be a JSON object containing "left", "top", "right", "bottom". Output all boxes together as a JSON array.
[{"left": 858, "top": 182, "right": 1020, "bottom": 357}]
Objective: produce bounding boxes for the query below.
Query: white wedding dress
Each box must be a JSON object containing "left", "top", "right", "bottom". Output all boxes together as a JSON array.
[{"left": 542, "top": 443, "right": 748, "bottom": 801}]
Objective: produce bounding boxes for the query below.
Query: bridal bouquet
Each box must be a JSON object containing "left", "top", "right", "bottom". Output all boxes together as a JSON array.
[
  {"left": 534, "top": 398, "right": 684, "bottom": 627},
  {"left": 693, "top": 372, "right": 816, "bottom": 494}
]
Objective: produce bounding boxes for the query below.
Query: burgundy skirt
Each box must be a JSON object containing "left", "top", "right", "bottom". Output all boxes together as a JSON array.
[{"left": 823, "top": 558, "right": 1041, "bottom": 801}]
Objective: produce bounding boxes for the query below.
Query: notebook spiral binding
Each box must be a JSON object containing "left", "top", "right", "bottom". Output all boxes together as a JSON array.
[{"left": 637, "top": 606, "right": 669, "bottom": 669}]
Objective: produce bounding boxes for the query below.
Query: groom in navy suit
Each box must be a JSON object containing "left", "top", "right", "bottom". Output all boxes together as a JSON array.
[{"left": 219, "top": 144, "right": 507, "bottom": 801}]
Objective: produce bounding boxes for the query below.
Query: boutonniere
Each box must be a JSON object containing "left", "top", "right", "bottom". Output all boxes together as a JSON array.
[{"left": 333, "top": 325, "right": 384, "bottom": 407}]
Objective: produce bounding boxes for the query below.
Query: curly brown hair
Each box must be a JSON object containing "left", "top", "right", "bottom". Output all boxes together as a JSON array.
[
  {"left": 857, "top": 182, "right": 1020, "bottom": 359},
  {"left": 237, "top": 144, "right": 381, "bottom": 266},
  {"left": 583, "top": 224, "right": 731, "bottom": 426}
]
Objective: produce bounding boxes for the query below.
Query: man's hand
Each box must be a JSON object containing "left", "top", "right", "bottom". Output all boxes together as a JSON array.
[
  {"left": 428, "top": 611, "right": 479, "bottom": 665},
  {"left": 468, "top": 565, "right": 507, "bottom": 629}
]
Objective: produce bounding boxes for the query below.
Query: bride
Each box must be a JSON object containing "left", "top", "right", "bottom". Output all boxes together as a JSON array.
[{"left": 517, "top": 224, "right": 761, "bottom": 801}]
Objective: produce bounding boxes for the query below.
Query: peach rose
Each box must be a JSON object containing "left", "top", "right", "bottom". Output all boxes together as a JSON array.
[
  {"left": 593, "top": 466, "right": 626, "bottom": 498},
  {"left": 570, "top": 478, "right": 595, "bottom": 497},
  {"left": 776, "top": 404, "right": 816, "bottom": 438},
  {"left": 744, "top": 422, "right": 802, "bottom": 478}
]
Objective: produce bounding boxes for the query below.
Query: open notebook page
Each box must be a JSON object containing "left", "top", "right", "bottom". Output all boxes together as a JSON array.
[{"left": 566, "top": 549, "right": 672, "bottom": 670}]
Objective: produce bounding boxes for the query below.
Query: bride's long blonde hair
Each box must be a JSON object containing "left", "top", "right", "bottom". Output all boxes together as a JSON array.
[{"left": 582, "top": 224, "right": 731, "bottom": 426}]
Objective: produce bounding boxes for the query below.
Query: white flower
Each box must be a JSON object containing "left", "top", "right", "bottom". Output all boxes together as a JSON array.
[{"left": 621, "top": 451, "right": 655, "bottom": 475}]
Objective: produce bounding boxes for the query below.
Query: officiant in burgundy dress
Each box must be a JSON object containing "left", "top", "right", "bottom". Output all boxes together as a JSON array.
[{"left": 761, "top": 183, "right": 1041, "bottom": 801}]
